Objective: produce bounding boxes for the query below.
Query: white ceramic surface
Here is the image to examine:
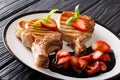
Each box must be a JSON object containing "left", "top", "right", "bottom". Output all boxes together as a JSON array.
[{"left": 3, "top": 12, "right": 120, "bottom": 80}]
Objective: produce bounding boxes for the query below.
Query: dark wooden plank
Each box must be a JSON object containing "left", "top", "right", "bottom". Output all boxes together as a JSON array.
[
  {"left": 0, "top": 0, "right": 39, "bottom": 21},
  {"left": 83, "top": 0, "right": 120, "bottom": 23},
  {"left": 0, "top": 51, "right": 14, "bottom": 68},
  {"left": 83, "top": 0, "right": 120, "bottom": 36},
  {"left": 105, "top": 11, "right": 120, "bottom": 34},
  {"left": 0, "top": 0, "right": 18, "bottom": 9},
  {"left": 0, "top": 60, "right": 26, "bottom": 80}
]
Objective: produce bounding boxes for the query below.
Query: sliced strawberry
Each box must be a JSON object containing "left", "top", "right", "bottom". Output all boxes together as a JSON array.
[
  {"left": 70, "top": 56, "right": 78, "bottom": 66},
  {"left": 41, "top": 18, "right": 58, "bottom": 31},
  {"left": 92, "top": 40, "right": 111, "bottom": 53},
  {"left": 70, "top": 56, "right": 81, "bottom": 73},
  {"left": 70, "top": 56, "right": 88, "bottom": 73},
  {"left": 56, "top": 50, "right": 70, "bottom": 64},
  {"left": 86, "top": 61, "right": 100, "bottom": 75},
  {"left": 100, "top": 54, "right": 111, "bottom": 62},
  {"left": 99, "top": 61, "right": 107, "bottom": 71},
  {"left": 78, "top": 58, "right": 88, "bottom": 70},
  {"left": 72, "top": 19, "right": 87, "bottom": 31},
  {"left": 91, "top": 51, "right": 104, "bottom": 60},
  {"left": 57, "top": 56, "right": 70, "bottom": 65},
  {"left": 62, "top": 61, "right": 69, "bottom": 69},
  {"left": 72, "top": 65, "right": 81, "bottom": 73},
  {"left": 80, "top": 55, "right": 92, "bottom": 61}
]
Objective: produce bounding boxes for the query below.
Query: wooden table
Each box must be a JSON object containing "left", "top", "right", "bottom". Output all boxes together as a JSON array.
[{"left": 0, "top": 0, "right": 120, "bottom": 80}]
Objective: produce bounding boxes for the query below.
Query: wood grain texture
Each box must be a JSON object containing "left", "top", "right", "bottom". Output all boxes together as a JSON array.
[
  {"left": 0, "top": 0, "right": 120, "bottom": 80},
  {"left": 83, "top": 0, "right": 120, "bottom": 35}
]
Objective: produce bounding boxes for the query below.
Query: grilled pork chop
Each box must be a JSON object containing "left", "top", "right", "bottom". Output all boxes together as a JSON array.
[
  {"left": 58, "top": 11, "right": 95, "bottom": 56},
  {"left": 15, "top": 19, "right": 62, "bottom": 68}
]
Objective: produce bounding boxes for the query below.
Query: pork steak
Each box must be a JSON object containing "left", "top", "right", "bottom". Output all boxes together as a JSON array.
[
  {"left": 58, "top": 11, "right": 95, "bottom": 56},
  {"left": 15, "top": 19, "right": 62, "bottom": 68}
]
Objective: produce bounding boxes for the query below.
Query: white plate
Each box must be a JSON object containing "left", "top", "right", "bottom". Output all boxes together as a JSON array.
[{"left": 3, "top": 11, "right": 120, "bottom": 80}]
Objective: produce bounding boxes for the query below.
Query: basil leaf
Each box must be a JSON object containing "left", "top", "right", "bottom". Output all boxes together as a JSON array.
[
  {"left": 74, "top": 4, "right": 80, "bottom": 18},
  {"left": 66, "top": 4, "right": 80, "bottom": 25},
  {"left": 33, "top": 9, "right": 59, "bottom": 27},
  {"left": 66, "top": 17, "right": 77, "bottom": 26},
  {"left": 33, "top": 19, "right": 42, "bottom": 27},
  {"left": 43, "top": 9, "right": 59, "bottom": 21}
]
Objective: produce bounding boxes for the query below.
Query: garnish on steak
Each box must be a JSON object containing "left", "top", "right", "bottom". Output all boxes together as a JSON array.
[
  {"left": 33, "top": 9, "right": 59, "bottom": 31},
  {"left": 15, "top": 9, "right": 62, "bottom": 68},
  {"left": 58, "top": 5, "right": 95, "bottom": 56}
]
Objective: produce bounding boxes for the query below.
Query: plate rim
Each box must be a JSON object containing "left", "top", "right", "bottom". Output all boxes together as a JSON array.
[{"left": 2, "top": 10, "right": 120, "bottom": 80}]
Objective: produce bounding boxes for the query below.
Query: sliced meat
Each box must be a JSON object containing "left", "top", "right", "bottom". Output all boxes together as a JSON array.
[
  {"left": 15, "top": 19, "right": 62, "bottom": 68},
  {"left": 58, "top": 11, "right": 95, "bottom": 56}
]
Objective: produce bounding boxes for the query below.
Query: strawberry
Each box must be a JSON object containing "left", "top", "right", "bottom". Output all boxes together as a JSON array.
[
  {"left": 100, "top": 54, "right": 111, "bottom": 62},
  {"left": 86, "top": 61, "right": 100, "bottom": 75},
  {"left": 56, "top": 50, "right": 70, "bottom": 65},
  {"left": 70, "top": 56, "right": 88, "bottom": 73},
  {"left": 92, "top": 40, "right": 111, "bottom": 53},
  {"left": 57, "top": 56, "right": 70, "bottom": 65},
  {"left": 91, "top": 51, "right": 104, "bottom": 60},
  {"left": 99, "top": 61, "right": 107, "bottom": 71},
  {"left": 41, "top": 18, "right": 58, "bottom": 31},
  {"left": 78, "top": 58, "right": 88, "bottom": 70},
  {"left": 62, "top": 61, "right": 69, "bottom": 69},
  {"left": 70, "top": 56, "right": 81, "bottom": 73},
  {"left": 70, "top": 56, "right": 78, "bottom": 66},
  {"left": 72, "top": 18, "right": 87, "bottom": 32},
  {"left": 80, "top": 55, "right": 92, "bottom": 61}
]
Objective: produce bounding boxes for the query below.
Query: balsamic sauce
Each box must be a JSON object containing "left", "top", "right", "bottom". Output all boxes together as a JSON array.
[{"left": 48, "top": 47, "right": 116, "bottom": 78}]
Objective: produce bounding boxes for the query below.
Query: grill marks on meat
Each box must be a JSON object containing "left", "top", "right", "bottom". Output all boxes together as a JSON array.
[
  {"left": 59, "top": 11, "right": 95, "bottom": 56},
  {"left": 15, "top": 19, "right": 62, "bottom": 68},
  {"left": 15, "top": 12, "right": 95, "bottom": 68}
]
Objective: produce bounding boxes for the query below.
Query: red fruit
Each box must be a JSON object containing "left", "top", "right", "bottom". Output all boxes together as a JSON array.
[
  {"left": 41, "top": 18, "right": 58, "bottom": 31},
  {"left": 92, "top": 40, "right": 111, "bottom": 53},
  {"left": 70, "top": 56, "right": 88, "bottom": 73},
  {"left": 80, "top": 55, "right": 92, "bottom": 61},
  {"left": 91, "top": 51, "right": 104, "bottom": 60},
  {"left": 57, "top": 56, "right": 70, "bottom": 65},
  {"left": 78, "top": 58, "right": 88, "bottom": 70},
  {"left": 86, "top": 61, "right": 100, "bottom": 75},
  {"left": 70, "top": 56, "right": 78, "bottom": 66},
  {"left": 72, "top": 19, "right": 87, "bottom": 31},
  {"left": 99, "top": 61, "right": 107, "bottom": 71},
  {"left": 63, "top": 61, "right": 69, "bottom": 69},
  {"left": 70, "top": 56, "right": 81, "bottom": 73},
  {"left": 100, "top": 54, "right": 111, "bottom": 62},
  {"left": 56, "top": 50, "right": 70, "bottom": 65}
]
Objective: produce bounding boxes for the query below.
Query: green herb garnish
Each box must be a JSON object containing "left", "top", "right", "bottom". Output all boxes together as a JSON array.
[
  {"left": 43, "top": 9, "right": 59, "bottom": 21},
  {"left": 66, "top": 4, "right": 80, "bottom": 25},
  {"left": 33, "top": 9, "right": 59, "bottom": 27}
]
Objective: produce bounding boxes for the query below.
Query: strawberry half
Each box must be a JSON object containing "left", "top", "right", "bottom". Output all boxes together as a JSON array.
[
  {"left": 80, "top": 55, "right": 92, "bottom": 61},
  {"left": 70, "top": 56, "right": 81, "bottom": 73},
  {"left": 99, "top": 61, "right": 107, "bottom": 71},
  {"left": 56, "top": 50, "right": 70, "bottom": 65},
  {"left": 91, "top": 51, "right": 104, "bottom": 60},
  {"left": 72, "top": 18, "right": 87, "bottom": 32},
  {"left": 86, "top": 61, "right": 100, "bottom": 75},
  {"left": 92, "top": 40, "right": 111, "bottom": 53},
  {"left": 41, "top": 18, "right": 58, "bottom": 31},
  {"left": 100, "top": 54, "right": 111, "bottom": 62}
]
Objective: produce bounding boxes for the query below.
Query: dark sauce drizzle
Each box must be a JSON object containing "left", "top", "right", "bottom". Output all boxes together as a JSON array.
[{"left": 48, "top": 47, "right": 116, "bottom": 78}]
